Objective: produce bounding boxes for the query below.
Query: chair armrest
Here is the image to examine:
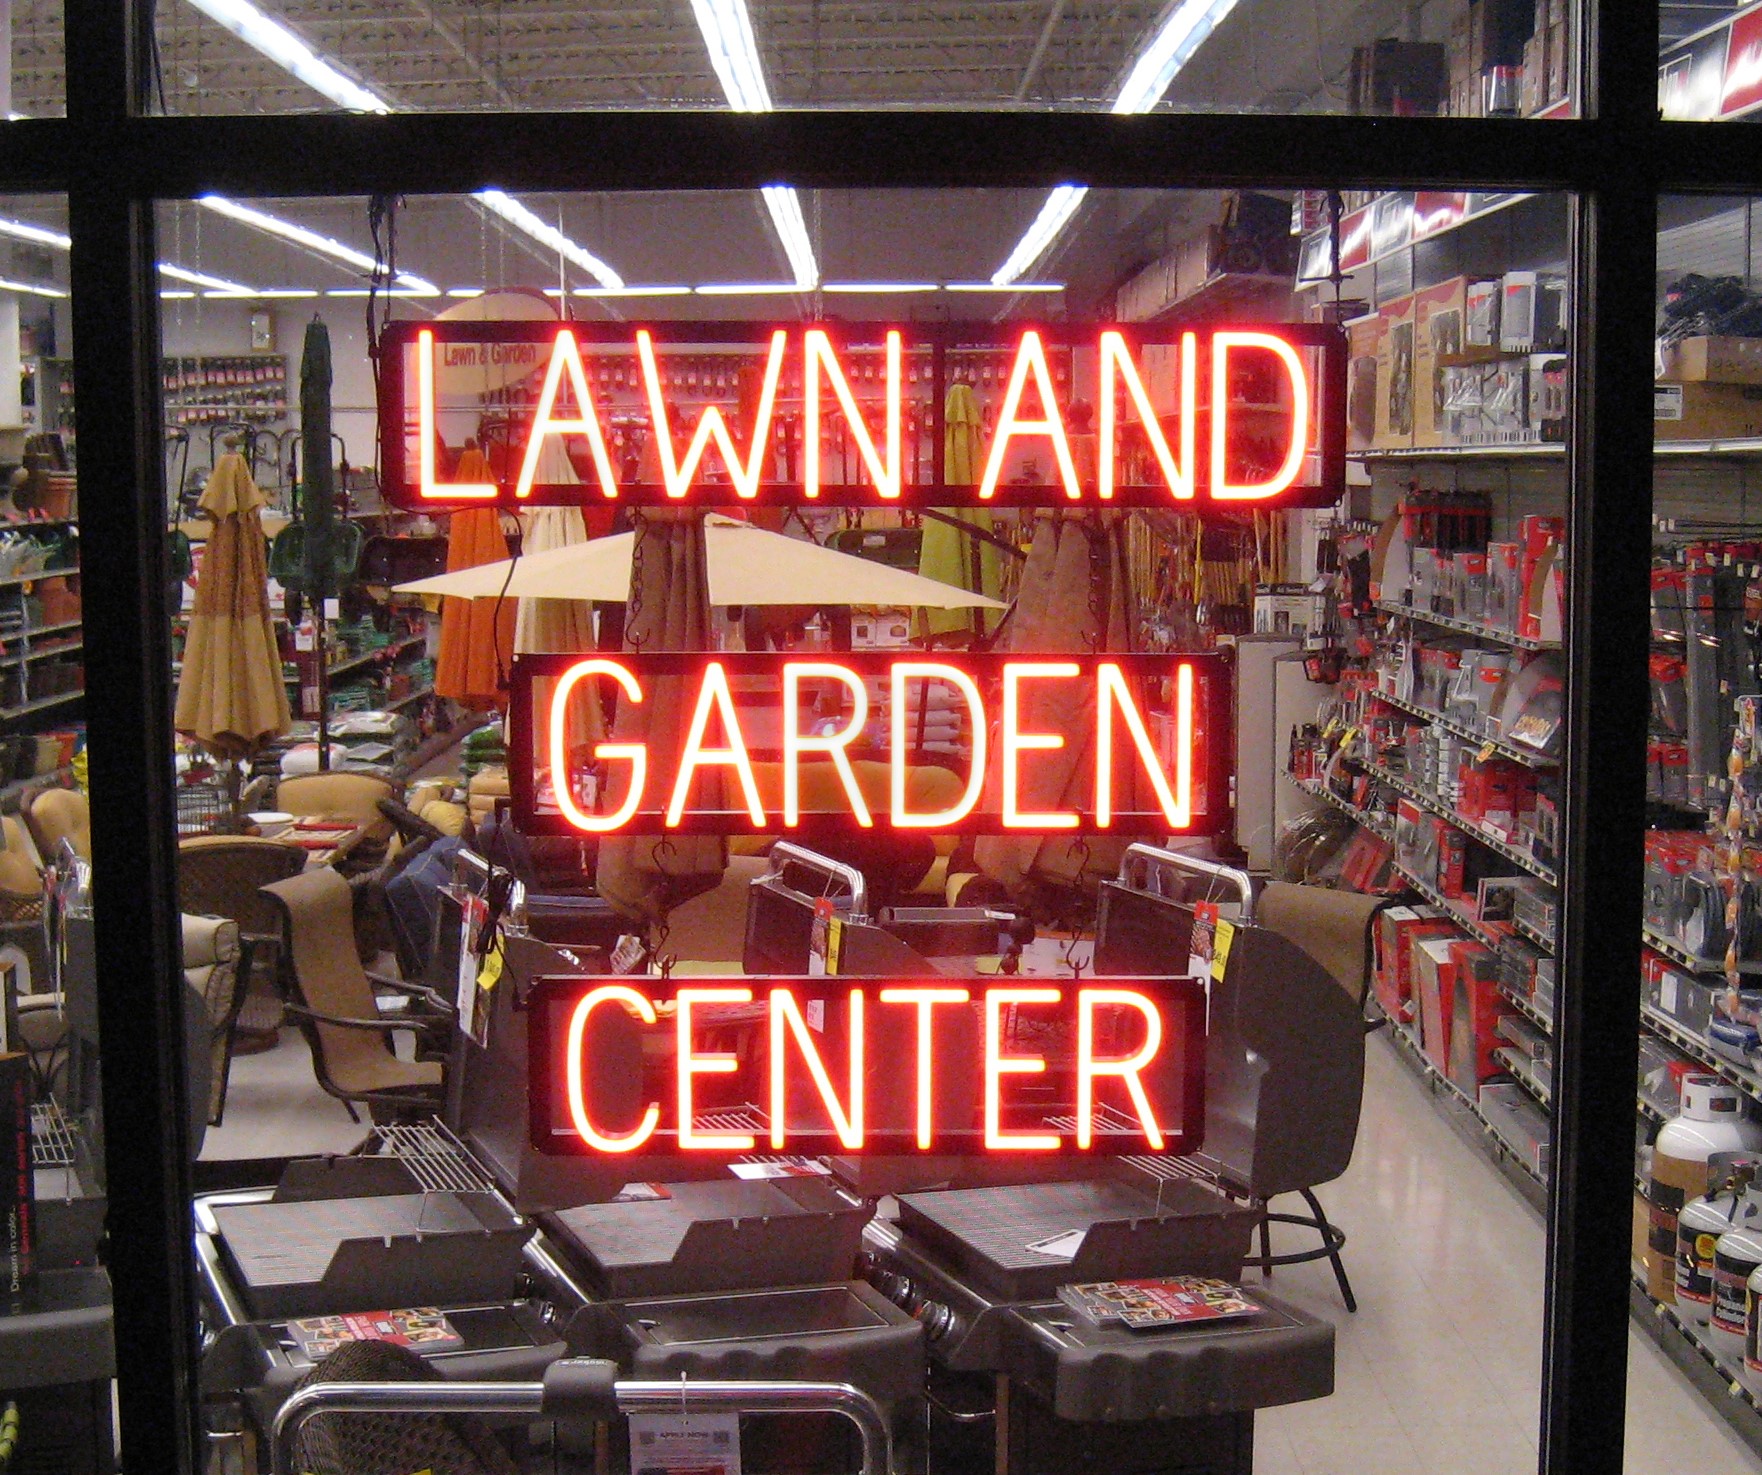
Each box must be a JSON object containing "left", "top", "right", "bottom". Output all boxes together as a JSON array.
[
  {"left": 281, "top": 1002, "right": 408, "bottom": 1033},
  {"left": 365, "top": 972, "right": 454, "bottom": 1014}
]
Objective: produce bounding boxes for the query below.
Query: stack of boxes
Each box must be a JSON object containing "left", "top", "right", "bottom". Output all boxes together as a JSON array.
[
  {"left": 1654, "top": 331, "right": 1762, "bottom": 443},
  {"left": 1445, "top": 0, "right": 1571, "bottom": 118}
]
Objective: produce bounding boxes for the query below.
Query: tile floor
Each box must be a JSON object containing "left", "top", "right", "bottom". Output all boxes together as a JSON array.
[{"left": 203, "top": 1022, "right": 1762, "bottom": 1473}]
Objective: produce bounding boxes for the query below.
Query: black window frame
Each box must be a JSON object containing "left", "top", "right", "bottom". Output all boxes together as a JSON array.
[{"left": 13, "top": 3, "right": 1708, "bottom": 1471}]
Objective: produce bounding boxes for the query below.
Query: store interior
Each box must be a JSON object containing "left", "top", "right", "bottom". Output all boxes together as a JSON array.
[{"left": 5, "top": 4, "right": 1762, "bottom": 1475}]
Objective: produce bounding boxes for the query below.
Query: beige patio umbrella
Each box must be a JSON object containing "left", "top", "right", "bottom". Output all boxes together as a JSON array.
[
  {"left": 973, "top": 508, "right": 1140, "bottom": 895},
  {"left": 594, "top": 509, "right": 729, "bottom": 927},
  {"left": 393, "top": 515, "right": 1006, "bottom": 612},
  {"left": 175, "top": 452, "right": 293, "bottom": 760},
  {"left": 515, "top": 441, "right": 606, "bottom": 759}
]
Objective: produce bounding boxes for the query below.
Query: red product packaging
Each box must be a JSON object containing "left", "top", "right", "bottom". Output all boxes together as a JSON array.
[
  {"left": 1517, "top": 515, "right": 1565, "bottom": 639},
  {"left": 1436, "top": 818, "right": 1467, "bottom": 895},
  {"left": 1446, "top": 939, "right": 1508, "bottom": 1091},
  {"left": 1413, "top": 936, "right": 1460, "bottom": 1073}
]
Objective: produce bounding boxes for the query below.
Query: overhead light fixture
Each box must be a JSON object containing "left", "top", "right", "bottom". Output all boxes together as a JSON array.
[
  {"left": 161, "top": 291, "right": 197, "bottom": 301},
  {"left": 821, "top": 282, "right": 940, "bottom": 294},
  {"left": 198, "top": 196, "right": 438, "bottom": 294},
  {"left": 947, "top": 281, "right": 1066, "bottom": 293},
  {"left": 0, "top": 216, "right": 70, "bottom": 251},
  {"left": 160, "top": 263, "right": 256, "bottom": 294},
  {"left": 991, "top": 185, "right": 1088, "bottom": 287},
  {"left": 447, "top": 287, "right": 485, "bottom": 298},
  {"left": 761, "top": 186, "right": 818, "bottom": 290},
  {"left": 474, "top": 191, "right": 625, "bottom": 291},
  {"left": 184, "top": 0, "right": 391, "bottom": 113},
  {"left": 573, "top": 286, "right": 694, "bottom": 298},
  {"left": 694, "top": 283, "right": 804, "bottom": 296},
  {"left": 688, "top": 0, "right": 772, "bottom": 112},
  {"left": 991, "top": 0, "right": 1241, "bottom": 286},
  {"left": 206, "top": 288, "right": 319, "bottom": 299},
  {"left": 0, "top": 278, "right": 66, "bottom": 299},
  {"left": 324, "top": 287, "right": 440, "bottom": 299}
]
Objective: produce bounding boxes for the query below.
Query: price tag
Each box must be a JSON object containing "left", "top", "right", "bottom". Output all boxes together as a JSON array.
[
  {"left": 629, "top": 1412, "right": 741, "bottom": 1475},
  {"left": 1477, "top": 741, "right": 1496, "bottom": 763},
  {"left": 1212, "top": 919, "right": 1237, "bottom": 982}
]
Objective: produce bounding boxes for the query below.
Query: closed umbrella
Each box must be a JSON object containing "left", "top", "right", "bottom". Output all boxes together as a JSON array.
[
  {"left": 916, "top": 381, "right": 1003, "bottom": 643},
  {"left": 974, "top": 509, "right": 1140, "bottom": 895},
  {"left": 595, "top": 509, "right": 728, "bottom": 927},
  {"left": 516, "top": 440, "right": 606, "bottom": 760},
  {"left": 433, "top": 444, "right": 517, "bottom": 710},
  {"left": 175, "top": 452, "right": 294, "bottom": 759}
]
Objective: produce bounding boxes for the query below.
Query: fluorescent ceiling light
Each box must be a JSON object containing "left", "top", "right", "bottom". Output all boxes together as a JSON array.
[
  {"left": 474, "top": 191, "right": 624, "bottom": 291},
  {"left": 160, "top": 263, "right": 255, "bottom": 294},
  {"left": 161, "top": 291, "right": 197, "bottom": 300},
  {"left": 991, "top": 0, "right": 1240, "bottom": 286},
  {"left": 991, "top": 185, "right": 1088, "bottom": 287},
  {"left": 0, "top": 278, "right": 66, "bottom": 299},
  {"left": 206, "top": 288, "right": 318, "bottom": 299},
  {"left": 761, "top": 186, "right": 818, "bottom": 290},
  {"left": 197, "top": 196, "right": 437, "bottom": 294},
  {"left": 947, "top": 281, "right": 1066, "bottom": 293},
  {"left": 325, "top": 287, "right": 439, "bottom": 298},
  {"left": 5, "top": 113, "right": 27, "bottom": 122},
  {"left": 694, "top": 283, "right": 803, "bottom": 296},
  {"left": 0, "top": 216, "right": 70, "bottom": 251},
  {"left": 689, "top": 0, "right": 772, "bottom": 112},
  {"left": 1112, "top": 0, "right": 1244, "bottom": 114},
  {"left": 573, "top": 286, "right": 694, "bottom": 298},
  {"left": 184, "top": 0, "right": 391, "bottom": 113},
  {"left": 447, "top": 288, "right": 485, "bottom": 298},
  {"left": 822, "top": 282, "right": 940, "bottom": 294}
]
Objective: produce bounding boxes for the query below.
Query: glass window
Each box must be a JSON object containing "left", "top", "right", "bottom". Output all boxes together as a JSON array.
[{"left": 5, "top": 2, "right": 64, "bottom": 119}]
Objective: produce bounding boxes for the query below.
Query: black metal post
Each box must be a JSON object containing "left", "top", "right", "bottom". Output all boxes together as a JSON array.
[
  {"left": 63, "top": 2, "right": 199, "bottom": 1470},
  {"left": 1541, "top": 4, "right": 1660, "bottom": 1471}
]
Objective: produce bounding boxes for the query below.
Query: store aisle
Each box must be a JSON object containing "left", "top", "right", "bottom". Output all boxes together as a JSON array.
[{"left": 1255, "top": 1036, "right": 1759, "bottom": 1475}]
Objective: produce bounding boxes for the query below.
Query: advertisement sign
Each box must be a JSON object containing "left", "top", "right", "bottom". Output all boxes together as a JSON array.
[
  {"left": 378, "top": 319, "right": 1345, "bottom": 510},
  {"left": 528, "top": 974, "right": 1206, "bottom": 1157}
]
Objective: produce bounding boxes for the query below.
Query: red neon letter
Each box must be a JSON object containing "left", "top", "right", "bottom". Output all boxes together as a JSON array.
[
  {"left": 1095, "top": 661, "right": 1192, "bottom": 828},
  {"left": 783, "top": 661, "right": 872, "bottom": 827},
  {"left": 977, "top": 331, "right": 1082, "bottom": 501},
  {"left": 1211, "top": 331, "right": 1310, "bottom": 501},
  {"left": 1001, "top": 662, "right": 1080, "bottom": 829},
  {"left": 565, "top": 986, "right": 660, "bottom": 1152},
  {"left": 984, "top": 987, "right": 1062, "bottom": 1150},
  {"left": 769, "top": 988, "right": 865, "bottom": 1150},
  {"left": 1098, "top": 329, "right": 1195, "bottom": 501},
  {"left": 804, "top": 329, "right": 902, "bottom": 500},
  {"left": 515, "top": 330, "right": 619, "bottom": 500},
  {"left": 665, "top": 661, "right": 766, "bottom": 827},
  {"left": 677, "top": 987, "right": 755, "bottom": 1150},
  {"left": 637, "top": 329, "right": 785, "bottom": 499},
  {"left": 889, "top": 663, "right": 988, "bottom": 827},
  {"left": 880, "top": 987, "right": 970, "bottom": 1149},
  {"left": 550, "top": 659, "right": 647, "bottom": 833},
  {"left": 416, "top": 329, "right": 496, "bottom": 501},
  {"left": 1076, "top": 989, "right": 1166, "bottom": 1150}
]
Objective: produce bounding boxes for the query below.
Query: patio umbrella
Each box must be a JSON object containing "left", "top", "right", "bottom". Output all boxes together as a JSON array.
[
  {"left": 973, "top": 508, "right": 1140, "bottom": 896},
  {"left": 175, "top": 452, "right": 293, "bottom": 759},
  {"left": 433, "top": 444, "right": 517, "bottom": 710},
  {"left": 595, "top": 509, "right": 727, "bottom": 926},
  {"left": 516, "top": 440, "right": 606, "bottom": 758},
  {"left": 393, "top": 515, "right": 1005, "bottom": 611},
  {"left": 917, "top": 380, "right": 1004, "bottom": 643}
]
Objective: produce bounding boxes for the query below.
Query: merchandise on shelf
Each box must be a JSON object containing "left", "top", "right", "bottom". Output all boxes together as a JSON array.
[{"left": 1648, "top": 1076, "right": 1762, "bottom": 1306}]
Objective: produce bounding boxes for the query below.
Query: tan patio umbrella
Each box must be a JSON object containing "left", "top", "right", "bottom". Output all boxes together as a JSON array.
[
  {"left": 594, "top": 509, "right": 729, "bottom": 927},
  {"left": 175, "top": 451, "right": 293, "bottom": 759},
  {"left": 516, "top": 441, "right": 606, "bottom": 761},
  {"left": 973, "top": 508, "right": 1140, "bottom": 896}
]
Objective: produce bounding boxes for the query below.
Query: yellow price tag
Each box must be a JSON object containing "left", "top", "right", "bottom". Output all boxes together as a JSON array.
[
  {"left": 1212, "top": 920, "right": 1236, "bottom": 982},
  {"left": 1477, "top": 741, "right": 1496, "bottom": 763},
  {"left": 476, "top": 943, "right": 504, "bottom": 991}
]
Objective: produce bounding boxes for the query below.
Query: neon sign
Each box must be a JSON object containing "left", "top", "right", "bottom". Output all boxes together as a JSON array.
[
  {"left": 530, "top": 975, "right": 1206, "bottom": 1157},
  {"left": 380, "top": 319, "right": 1346, "bottom": 510},
  {"left": 507, "top": 651, "right": 1229, "bottom": 837}
]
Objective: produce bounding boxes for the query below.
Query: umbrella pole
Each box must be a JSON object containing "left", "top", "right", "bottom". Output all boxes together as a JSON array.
[{"left": 315, "top": 613, "right": 329, "bottom": 771}]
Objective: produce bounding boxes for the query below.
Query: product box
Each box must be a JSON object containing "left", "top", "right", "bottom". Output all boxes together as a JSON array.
[
  {"left": 1481, "top": 356, "right": 1532, "bottom": 442},
  {"left": 1500, "top": 271, "right": 1568, "bottom": 353},
  {"left": 1375, "top": 905, "right": 1432, "bottom": 1021},
  {"left": 1436, "top": 818, "right": 1468, "bottom": 896},
  {"left": 1447, "top": 939, "right": 1509, "bottom": 1092},
  {"left": 1517, "top": 516, "right": 1565, "bottom": 640},
  {"left": 1466, "top": 278, "right": 1501, "bottom": 347},
  {"left": 1658, "top": 335, "right": 1762, "bottom": 387},
  {"left": 1413, "top": 936, "right": 1460, "bottom": 1074},
  {"left": 1375, "top": 294, "right": 1417, "bottom": 448},
  {"left": 1438, "top": 362, "right": 1487, "bottom": 443},
  {"left": 1547, "top": 18, "right": 1568, "bottom": 101},
  {"left": 1653, "top": 381, "right": 1762, "bottom": 441},
  {"left": 1394, "top": 797, "right": 1431, "bottom": 878},
  {"left": 1412, "top": 276, "right": 1475, "bottom": 446},
  {"left": 1346, "top": 311, "right": 1384, "bottom": 452},
  {"left": 1529, "top": 353, "right": 1568, "bottom": 441}
]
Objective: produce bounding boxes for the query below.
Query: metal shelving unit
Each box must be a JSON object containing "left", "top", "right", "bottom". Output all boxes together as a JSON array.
[{"left": 1374, "top": 598, "right": 1559, "bottom": 652}]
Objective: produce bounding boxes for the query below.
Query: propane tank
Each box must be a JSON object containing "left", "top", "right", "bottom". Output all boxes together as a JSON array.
[
  {"left": 1649, "top": 1075, "right": 1762, "bottom": 1303},
  {"left": 1678, "top": 1157, "right": 1761, "bottom": 1326},
  {"left": 1708, "top": 1172, "right": 1762, "bottom": 1361}
]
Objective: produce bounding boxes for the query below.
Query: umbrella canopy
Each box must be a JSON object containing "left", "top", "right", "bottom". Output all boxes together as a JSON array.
[
  {"left": 299, "top": 318, "right": 337, "bottom": 598},
  {"left": 595, "top": 510, "right": 727, "bottom": 926},
  {"left": 433, "top": 447, "right": 517, "bottom": 710},
  {"left": 174, "top": 453, "right": 293, "bottom": 758},
  {"left": 917, "top": 381, "right": 1004, "bottom": 642},
  {"left": 517, "top": 500, "right": 606, "bottom": 756},
  {"left": 394, "top": 515, "right": 1006, "bottom": 611},
  {"left": 974, "top": 508, "right": 1140, "bottom": 896}
]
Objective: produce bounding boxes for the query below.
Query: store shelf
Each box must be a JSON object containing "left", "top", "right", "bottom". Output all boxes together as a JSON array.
[
  {"left": 1498, "top": 980, "right": 1554, "bottom": 1034},
  {"left": 21, "top": 619, "right": 81, "bottom": 639},
  {"left": 1632, "top": 1274, "right": 1762, "bottom": 1452},
  {"left": 24, "top": 641, "right": 80, "bottom": 663},
  {"left": 389, "top": 686, "right": 436, "bottom": 712},
  {"left": 289, "top": 633, "right": 427, "bottom": 686},
  {"left": 1641, "top": 1004, "right": 1762, "bottom": 1109},
  {"left": 1653, "top": 437, "right": 1762, "bottom": 458},
  {"left": 0, "top": 690, "right": 83, "bottom": 720},
  {"left": 1374, "top": 599, "right": 1559, "bottom": 652},
  {"left": 1641, "top": 926, "right": 1762, "bottom": 978},
  {"left": 1392, "top": 859, "right": 1522, "bottom": 954},
  {"left": 0, "top": 565, "right": 76, "bottom": 592},
  {"left": 1493, "top": 1045, "right": 1553, "bottom": 1108},
  {"left": 1372, "top": 689, "right": 1558, "bottom": 771},
  {"left": 1293, "top": 774, "right": 1395, "bottom": 841},
  {"left": 1369, "top": 761, "right": 1557, "bottom": 886},
  {"left": 1354, "top": 442, "right": 1564, "bottom": 462}
]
